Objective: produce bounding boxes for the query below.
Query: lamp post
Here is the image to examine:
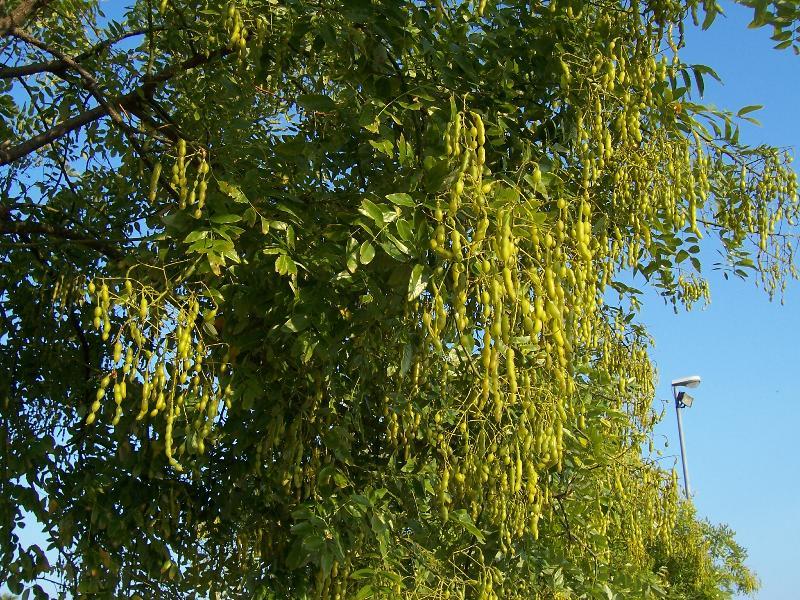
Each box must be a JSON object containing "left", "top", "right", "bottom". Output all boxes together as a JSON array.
[{"left": 671, "top": 375, "right": 701, "bottom": 499}]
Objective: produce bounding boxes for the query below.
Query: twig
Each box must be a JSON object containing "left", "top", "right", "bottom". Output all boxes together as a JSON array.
[
  {"left": 0, "top": 216, "right": 123, "bottom": 258},
  {"left": 0, "top": 44, "right": 235, "bottom": 166},
  {"left": 0, "top": 29, "right": 154, "bottom": 79}
]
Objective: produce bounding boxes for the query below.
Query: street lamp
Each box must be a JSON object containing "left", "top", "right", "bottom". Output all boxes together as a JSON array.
[{"left": 671, "top": 375, "right": 701, "bottom": 499}]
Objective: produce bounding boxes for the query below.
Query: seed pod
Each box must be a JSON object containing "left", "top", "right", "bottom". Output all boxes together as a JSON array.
[
  {"left": 139, "top": 296, "right": 148, "bottom": 320},
  {"left": 148, "top": 162, "right": 162, "bottom": 204},
  {"left": 502, "top": 266, "right": 516, "bottom": 299},
  {"left": 473, "top": 113, "right": 485, "bottom": 147}
]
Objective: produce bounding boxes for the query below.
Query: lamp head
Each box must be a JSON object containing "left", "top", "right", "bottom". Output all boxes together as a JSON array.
[
  {"left": 676, "top": 391, "right": 694, "bottom": 408},
  {"left": 671, "top": 375, "right": 701, "bottom": 389}
]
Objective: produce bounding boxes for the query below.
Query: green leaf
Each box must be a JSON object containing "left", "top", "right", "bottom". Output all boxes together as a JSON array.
[
  {"left": 398, "top": 133, "right": 414, "bottom": 166},
  {"left": 243, "top": 206, "right": 257, "bottom": 227},
  {"left": 319, "top": 552, "right": 334, "bottom": 578},
  {"left": 205, "top": 286, "right": 225, "bottom": 306},
  {"left": 210, "top": 239, "right": 235, "bottom": 252},
  {"left": 275, "top": 254, "right": 297, "bottom": 276},
  {"left": 692, "top": 67, "right": 705, "bottom": 97},
  {"left": 274, "top": 201, "right": 302, "bottom": 222},
  {"left": 737, "top": 105, "right": 763, "bottom": 117},
  {"left": 369, "top": 138, "right": 394, "bottom": 157},
  {"left": 210, "top": 214, "right": 242, "bottom": 224},
  {"left": 355, "top": 584, "right": 374, "bottom": 600},
  {"left": 360, "top": 198, "right": 397, "bottom": 225},
  {"left": 283, "top": 313, "right": 310, "bottom": 333},
  {"left": 423, "top": 157, "right": 451, "bottom": 193},
  {"left": 385, "top": 192, "right": 415, "bottom": 207},
  {"left": 359, "top": 198, "right": 385, "bottom": 225},
  {"left": 350, "top": 568, "right": 375, "bottom": 580},
  {"left": 347, "top": 237, "right": 360, "bottom": 273},
  {"left": 359, "top": 240, "right": 376, "bottom": 264},
  {"left": 401, "top": 343, "right": 414, "bottom": 376},
  {"left": 217, "top": 180, "right": 248, "bottom": 203},
  {"left": 395, "top": 218, "right": 414, "bottom": 242},
  {"left": 450, "top": 509, "right": 485, "bottom": 543},
  {"left": 385, "top": 232, "right": 410, "bottom": 256},
  {"left": 701, "top": 3, "right": 720, "bottom": 30},
  {"left": 183, "top": 230, "right": 208, "bottom": 243},
  {"left": 494, "top": 187, "right": 520, "bottom": 205},
  {"left": 408, "top": 264, "right": 429, "bottom": 301},
  {"left": 297, "top": 94, "right": 337, "bottom": 112}
]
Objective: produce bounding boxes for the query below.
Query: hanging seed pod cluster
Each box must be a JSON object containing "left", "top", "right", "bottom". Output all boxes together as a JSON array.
[
  {"left": 225, "top": 2, "right": 249, "bottom": 59},
  {"left": 149, "top": 138, "right": 211, "bottom": 218},
  {"left": 383, "top": 101, "right": 668, "bottom": 571},
  {"left": 85, "top": 278, "right": 229, "bottom": 470}
]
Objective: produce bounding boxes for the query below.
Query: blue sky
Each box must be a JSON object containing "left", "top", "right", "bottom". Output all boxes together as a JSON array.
[{"left": 641, "top": 3, "right": 800, "bottom": 598}]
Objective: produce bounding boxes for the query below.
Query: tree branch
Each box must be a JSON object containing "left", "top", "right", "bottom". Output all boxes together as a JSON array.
[
  {"left": 0, "top": 216, "right": 123, "bottom": 258},
  {"left": 0, "top": 102, "right": 107, "bottom": 166},
  {"left": 0, "top": 45, "right": 234, "bottom": 167},
  {"left": 9, "top": 28, "right": 127, "bottom": 125},
  {"left": 0, "top": 29, "right": 152, "bottom": 79},
  {"left": 0, "top": 0, "right": 55, "bottom": 36}
]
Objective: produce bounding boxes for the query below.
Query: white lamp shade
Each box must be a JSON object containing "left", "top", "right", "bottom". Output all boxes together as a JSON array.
[{"left": 671, "top": 375, "right": 701, "bottom": 388}]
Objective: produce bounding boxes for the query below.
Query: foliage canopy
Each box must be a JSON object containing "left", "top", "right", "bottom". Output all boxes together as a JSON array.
[{"left": 1, "top": 0, "right": 796, "bottom": 598}]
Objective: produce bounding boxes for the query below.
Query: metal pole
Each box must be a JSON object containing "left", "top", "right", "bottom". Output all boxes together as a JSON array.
[{"left": 673, "top": 387, "right": 691, "bottom": 499}]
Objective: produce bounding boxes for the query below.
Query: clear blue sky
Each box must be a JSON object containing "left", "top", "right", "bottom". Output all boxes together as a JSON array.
[{"left": 640, "top": 4, "right": 800, "bottom": 598}]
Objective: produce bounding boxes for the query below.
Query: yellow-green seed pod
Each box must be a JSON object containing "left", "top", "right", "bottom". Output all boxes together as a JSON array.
[{"left": 148, "top": 162, "right": 162, "bottom": 204}]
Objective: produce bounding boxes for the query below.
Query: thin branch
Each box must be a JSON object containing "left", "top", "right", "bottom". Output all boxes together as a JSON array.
[
  {"left": 16, "top": 76, "right": 83, "bottom": 200},
  {"left": 0, "top": 102, "right": 107, "bottom": 166},
  {"left": 9, "top": 28, "right": 126, "bottom": 125},
  {"left": 0, "top": 44, "right": 235, "bottom": 166},
  {"left": 0, "top": 217, "right": 123, "bottom": 258},
  {"left": 127, "top": 97, "right": 183, "bottom": 143},
  {"left": 0, "top": 28, "right": 153, "bottom": 79}
]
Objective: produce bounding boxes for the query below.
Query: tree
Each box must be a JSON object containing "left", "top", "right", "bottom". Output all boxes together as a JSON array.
[{"left": 0, "top": 0, "right": 795, "bottom": 598}]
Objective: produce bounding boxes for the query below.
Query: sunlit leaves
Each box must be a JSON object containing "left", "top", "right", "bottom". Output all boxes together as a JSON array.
[{"left": 0, "top": 0, "right": 793, "bottom": 597}]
